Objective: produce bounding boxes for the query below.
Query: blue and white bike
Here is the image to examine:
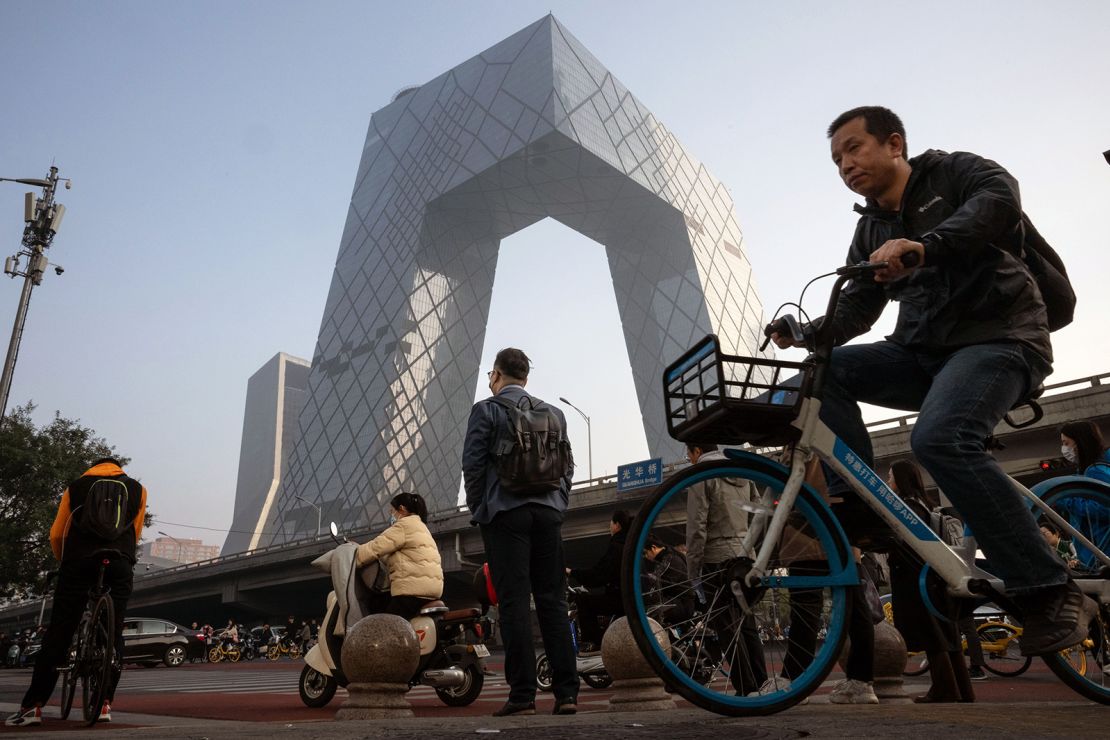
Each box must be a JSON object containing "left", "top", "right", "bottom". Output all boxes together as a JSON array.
[{"left": 620, "top": 260, "right": 1110, "bottom": 715}]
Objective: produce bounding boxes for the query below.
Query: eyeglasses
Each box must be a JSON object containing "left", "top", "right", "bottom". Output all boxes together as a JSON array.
[{"left": 487, "top": 370, "right": 496, "bottom": 379}]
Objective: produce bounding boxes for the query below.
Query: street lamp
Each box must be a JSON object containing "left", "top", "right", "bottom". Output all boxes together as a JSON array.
[
  {"left": 0, "top": 167, "right": 70, "bottom": 421},
  {"left": 558, "top": 396, "right": 592, "bottom": 481},
  {"left": 295, "top": 495, "right": 322, "bottom": 538}
]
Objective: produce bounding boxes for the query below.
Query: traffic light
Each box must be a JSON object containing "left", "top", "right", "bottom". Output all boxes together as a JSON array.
[{"left": 1039, "top": 457, "right": 1070, "bottom": 472}]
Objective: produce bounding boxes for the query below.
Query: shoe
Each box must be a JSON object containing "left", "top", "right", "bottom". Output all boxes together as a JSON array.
[
  {"left": 747, "top": 676, "right": 809, "bottom": 705},
  {"left": 828, "top": 678, "right": 879, "bottom": 705},
  {"left": 492, "top": 700, "right": 536, "bottom": 717},
  {"left": 552, "top": 699, "right": 577, "bottom": 715},
  {"left": 5, "top": 706, "right": 42, "bottom": 727},
  {"left": 912, "top": 694, "right": 959, "bottom": 703},
  {"left": 98, "top": 701, "right": 111, "bottom": 723},
  {"left": 967, "top": 666, "right": 988, "bottom": 681},
  {"left": 1018, "top": 580, "right": 1099, "bottom": 656}
]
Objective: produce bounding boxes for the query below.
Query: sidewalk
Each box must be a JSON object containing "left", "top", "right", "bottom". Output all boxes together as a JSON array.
[{"left": 3, "top": 699, "right": 1103, "bottom": 739}]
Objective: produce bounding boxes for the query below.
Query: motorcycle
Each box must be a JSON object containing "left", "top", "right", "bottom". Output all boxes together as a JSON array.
[
  {"left": 536, "top": 585, "right": 613, "bottom": 691},
  {"left": 299, "top": 522, "right": 489, "bottom": 708}
]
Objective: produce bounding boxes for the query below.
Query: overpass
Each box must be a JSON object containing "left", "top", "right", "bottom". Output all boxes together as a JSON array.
[{"left": 3, "top": 373, "right": 1107, "bottom": 632}]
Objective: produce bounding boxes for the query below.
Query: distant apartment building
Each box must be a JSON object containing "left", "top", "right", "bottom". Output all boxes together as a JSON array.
[
  {"left": 140, "top": 537, "right": 220, "bottom": 565},
  {"left": 221, "top": 352, "right": 311, "bottom": 556}
]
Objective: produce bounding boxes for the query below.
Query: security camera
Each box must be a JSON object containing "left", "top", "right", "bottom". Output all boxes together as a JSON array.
[{"left": 54, "top": 265, "right": 64, "bottom": 276}]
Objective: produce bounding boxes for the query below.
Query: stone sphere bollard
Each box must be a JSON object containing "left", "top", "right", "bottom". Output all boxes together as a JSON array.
[
  {"left": 602, "top": 616, "right": 677, "bottom": 712},
  {"left": 838, "top": 619, "right": 911, "bottom": 703},
  {"left": 335, "top": 614, "right": 420, "bottom": 720},
  {"left": 871, "top": 619, "right": 911, "bottom": 702}
]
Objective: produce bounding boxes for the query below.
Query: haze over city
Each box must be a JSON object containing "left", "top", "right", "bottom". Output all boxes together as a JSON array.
[{"left": 2, "top": 1, "right": 1108, "bottom": 550}]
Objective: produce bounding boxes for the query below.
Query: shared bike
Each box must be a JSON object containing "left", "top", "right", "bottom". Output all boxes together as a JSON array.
[
  {"left": 620, "top": 260, "right": 1110, "bottom": 716},
  {"left": 58, "top": 551, "right": 120, "bottom": 725}
]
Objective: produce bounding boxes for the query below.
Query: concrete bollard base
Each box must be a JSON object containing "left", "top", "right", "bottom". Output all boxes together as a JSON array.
[
  {"left": 335, "top": 613, "right": 420, "bottom": 721},
  {"left": 335, "top": 682, "right": 414, "bottom": 719},
  {"left": 602, "top": 617, "right": 677, "bottom": 712}
]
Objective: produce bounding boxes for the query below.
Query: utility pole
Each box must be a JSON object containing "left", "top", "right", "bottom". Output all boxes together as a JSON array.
[{"left": 0, "top": 166, "right": 70, "bottom": 421}]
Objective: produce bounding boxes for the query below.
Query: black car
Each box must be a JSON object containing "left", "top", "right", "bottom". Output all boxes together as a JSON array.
[{"left": 122, "top": 618, "right": 206, "bottom": 667}]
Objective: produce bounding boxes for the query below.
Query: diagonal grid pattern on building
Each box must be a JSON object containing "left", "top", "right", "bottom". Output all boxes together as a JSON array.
[{"left": 265, "top": 15, "right": 769, "bottom": 545}]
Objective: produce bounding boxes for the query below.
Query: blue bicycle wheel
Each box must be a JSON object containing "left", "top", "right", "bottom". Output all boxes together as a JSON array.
[
  {"left": 621, "top": 449, "right": 857, "bottom": 715},
  {"left": 1035, "top": 480, "right": 1110, "bottom": 704}
]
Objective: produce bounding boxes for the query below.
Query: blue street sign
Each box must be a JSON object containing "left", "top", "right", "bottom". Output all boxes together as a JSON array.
[{"left": 616, "top": 457, "right": 663, "bottom": 492}]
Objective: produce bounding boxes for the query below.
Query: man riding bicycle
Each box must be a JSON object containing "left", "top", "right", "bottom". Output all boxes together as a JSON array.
[
  {"left": 5, "top": 457, "right": 147, "bottom": 728},
  {"left": 770, "top": 106, "right": 1095, "bottom": 657}
]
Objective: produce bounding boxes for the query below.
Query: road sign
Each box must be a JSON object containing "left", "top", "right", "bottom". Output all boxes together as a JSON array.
[{"left": 617, "top": 457, "right": 663, "bottom": 492}]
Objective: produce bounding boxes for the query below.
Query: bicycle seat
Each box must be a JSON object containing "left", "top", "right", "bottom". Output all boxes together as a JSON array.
[{"left": 88, "top": 548, "right": 126, "bottom": 561}]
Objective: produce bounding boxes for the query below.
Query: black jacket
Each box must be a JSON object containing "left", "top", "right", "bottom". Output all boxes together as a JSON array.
[
  {"left": 571, "top": 530, "right": 627, "bottom": 596},
  {"left": 817, "top": 149, "right": 1052, "bottom": 363}
]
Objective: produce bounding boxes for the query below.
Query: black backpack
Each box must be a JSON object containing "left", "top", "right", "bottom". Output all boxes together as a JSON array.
[
  {"left": 73, "top": 478, "right": 133, "bottom": 541},
  {"left": 1020, "top": 215, "right": 1075, "bottom": 331},
  {"left": 488, "top": 395, "right": 573, "bottom": 496}
]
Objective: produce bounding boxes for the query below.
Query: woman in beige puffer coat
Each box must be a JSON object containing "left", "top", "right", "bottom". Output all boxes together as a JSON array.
[{"left": 355, "top": 492, "right": 444, "bottom": 620}]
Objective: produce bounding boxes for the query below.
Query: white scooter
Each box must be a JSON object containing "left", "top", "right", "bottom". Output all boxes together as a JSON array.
[{"left": 299, "top": 523, "right": 489, "bottom": 708}]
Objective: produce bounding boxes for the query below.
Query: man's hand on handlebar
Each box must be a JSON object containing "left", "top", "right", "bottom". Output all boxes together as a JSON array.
[
  {"left": 769, "top": 331, "right": 805, "bottom": 350},
  {"left": 869, "top": 238, "right": 924, "bottom": 282}
]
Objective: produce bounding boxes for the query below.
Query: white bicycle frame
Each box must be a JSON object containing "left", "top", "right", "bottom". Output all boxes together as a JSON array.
[{"left": 742, "top": 395, "right": 1110, "bottom": 604}]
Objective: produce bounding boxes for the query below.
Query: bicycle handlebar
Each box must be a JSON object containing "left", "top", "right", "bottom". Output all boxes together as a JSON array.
[{"left": 761, "top": 253, "right": 921, "bottom": 353}]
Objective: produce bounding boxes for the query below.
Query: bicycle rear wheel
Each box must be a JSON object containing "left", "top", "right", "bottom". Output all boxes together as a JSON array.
[
  {"left": 621, "top": 451, "right": 856, "bottom": 716},
  {"left": 82, "top": 594, "right": 115, "bottom": 725},
  {"left": 1036, "top": 481, "right": 1110, "bottom": 703},
  {"left": 59, "top": 666, "right": 77, "bottom": 719},
  {"left": 978, "top": 622, "right": 1031, "bottom": 677}
]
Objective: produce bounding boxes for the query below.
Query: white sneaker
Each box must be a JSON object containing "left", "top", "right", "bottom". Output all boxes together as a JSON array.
[
  {"left": 747, "top": 676, "right": 810, "bottom": 705},
  {"left": 828, "top": 678, "right": 879, "bottom": 704},
  {"left": 5, "top": 706, "right": 42, "bottom": 727}
]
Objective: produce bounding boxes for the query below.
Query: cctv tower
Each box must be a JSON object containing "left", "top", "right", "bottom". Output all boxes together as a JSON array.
[{"left": 266, "top": 15, "right": 768, "bottom": 543}]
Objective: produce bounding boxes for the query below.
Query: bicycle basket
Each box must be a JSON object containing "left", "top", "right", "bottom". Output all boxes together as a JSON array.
[{"left": 663, "top": 334, "right": 812, "bottom": 446}]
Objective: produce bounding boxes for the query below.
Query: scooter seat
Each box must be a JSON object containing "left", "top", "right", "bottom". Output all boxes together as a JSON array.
[
  {"left": 420, "top": 600, "right": 449, "bottom": 615},
  {"left": 442, "top": 608, "right": 481, "bottom": 623}
]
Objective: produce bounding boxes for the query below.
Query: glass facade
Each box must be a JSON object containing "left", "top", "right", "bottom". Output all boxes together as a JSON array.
[{"left": 264, "top": 16, "right": 768, "bottom": 544}]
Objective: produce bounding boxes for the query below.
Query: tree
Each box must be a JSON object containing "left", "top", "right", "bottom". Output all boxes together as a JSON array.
[{"left": 0, "top": 403, "right": 139, "bottom": 600}]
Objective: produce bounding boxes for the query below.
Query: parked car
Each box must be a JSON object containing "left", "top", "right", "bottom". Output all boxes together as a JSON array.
[{"left": 122, "top": 617, "right": 206, "bottom": 667}]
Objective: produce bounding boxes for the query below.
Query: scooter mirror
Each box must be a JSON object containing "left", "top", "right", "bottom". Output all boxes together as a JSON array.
[{"left": 329, "top": 522, "right": 340, "bottom": 538}]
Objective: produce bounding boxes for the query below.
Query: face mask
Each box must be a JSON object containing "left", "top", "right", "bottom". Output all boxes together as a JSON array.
[
  {"left": 1061, "top": 445, "right": 1077, "bottom": 463},
  {"left": 389, "top": 515, "right": 397, "bottom": 526}
]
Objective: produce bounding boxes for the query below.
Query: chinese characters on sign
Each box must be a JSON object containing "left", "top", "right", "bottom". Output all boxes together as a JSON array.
[{"left": 617, "top": 458, "right": 664, "bottom": 492}]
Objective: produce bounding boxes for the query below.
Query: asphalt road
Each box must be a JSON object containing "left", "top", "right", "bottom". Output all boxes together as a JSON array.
[{"left": 0, "top": 652, "right": 1102, "bottom": 737}]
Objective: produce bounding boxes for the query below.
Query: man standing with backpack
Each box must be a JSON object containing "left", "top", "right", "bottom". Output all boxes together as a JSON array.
[
  {"left": 463, "top": 347, "right": 578, "bottom": 717},
  {"left": 5, "top": 457, "right": 147, "bottom": 728}
]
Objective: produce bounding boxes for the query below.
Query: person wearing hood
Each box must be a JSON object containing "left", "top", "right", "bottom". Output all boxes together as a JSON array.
[{"left": 769, "top": 105, "right": 1092, "bottom": 674}]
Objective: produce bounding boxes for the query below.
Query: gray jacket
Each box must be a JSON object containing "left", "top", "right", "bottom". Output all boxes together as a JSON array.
[
  {"left": 462, "top": 385, "right": 572, "bottom": 525},
  {"left": 686, "top": 450, "right": 754, "bottom": 579}
]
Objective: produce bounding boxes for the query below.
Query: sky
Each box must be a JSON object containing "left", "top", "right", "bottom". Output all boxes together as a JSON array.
[{"left": 2, "top": 1, "right": 1108, "bottom": 548}]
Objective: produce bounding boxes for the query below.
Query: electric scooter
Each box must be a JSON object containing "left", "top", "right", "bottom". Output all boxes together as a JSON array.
[{"left": 299, "top": 522, "right": 489, "bottom": 708}]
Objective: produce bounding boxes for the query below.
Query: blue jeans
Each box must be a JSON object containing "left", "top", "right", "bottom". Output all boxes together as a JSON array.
[
  {"left": 819, "top": 340, "right": 1066, "bottom": 594},
  {"left": 480, "top": 503, "right": 579, "bottom": 704}
]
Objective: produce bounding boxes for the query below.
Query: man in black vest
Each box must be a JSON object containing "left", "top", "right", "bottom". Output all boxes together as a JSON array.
[
  {"left": 463, "top": 347, "right": 578, "bottom": 717},
  {"left": 5, "top": 457, "right": 147, "bottom": 728}
]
